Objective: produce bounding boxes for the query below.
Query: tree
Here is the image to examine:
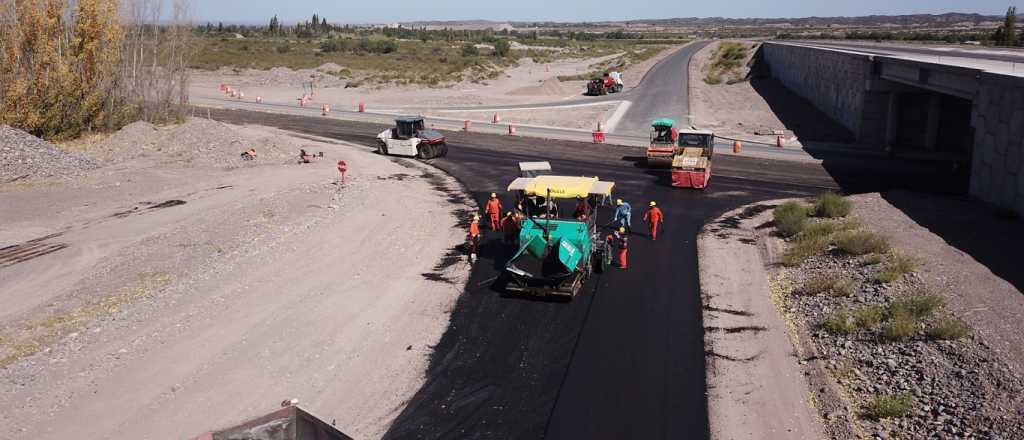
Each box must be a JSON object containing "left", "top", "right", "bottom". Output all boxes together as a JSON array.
[
  {"left": 493, "top": 39, "right": 510, "bottom": 57},
  {"left": 1005, "top": 6, "right": 1018, "bottom": 46},
  {"left": 217, "top": 21, "right": 223, "bottom": 33}
]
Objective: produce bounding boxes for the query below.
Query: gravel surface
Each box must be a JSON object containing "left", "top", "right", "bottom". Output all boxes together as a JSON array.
[
  {"left": 0, "top": 122, "right": 473, "bottom": 439},
  {"left": 1, "top": 125, "right": 97, "bottom": 183},
  {"left": 770, "top": 207, "right": 1024, "bottom": 439}
]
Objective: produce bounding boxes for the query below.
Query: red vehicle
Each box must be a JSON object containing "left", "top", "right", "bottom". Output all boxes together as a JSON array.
[
  {"left": 585, "top": 72, "right": 624, "bottom": 96},
  {"left": 671, "top": 129, "right": 715, "bottom": 189}
]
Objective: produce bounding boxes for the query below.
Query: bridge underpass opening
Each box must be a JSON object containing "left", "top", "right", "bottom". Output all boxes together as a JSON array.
[{"left": 885, "top": 91, "right": 974, "bottom": 160}]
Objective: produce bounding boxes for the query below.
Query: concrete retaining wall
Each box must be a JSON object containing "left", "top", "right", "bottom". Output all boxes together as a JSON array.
[
  {"left": 761, "top": 43, "right": 872, "bottom": 137},
  {"left": 970, "top": 73, "right": 1024, "bottom": 215}
]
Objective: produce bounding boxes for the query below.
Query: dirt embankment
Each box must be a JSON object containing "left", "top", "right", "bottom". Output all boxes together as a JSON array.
[
  {"left": 689, "top": 40, "right": 854, "bottom": 146},
  {"left": 762, "top": 195, "right": 1023, "bottom": 439},
  {"left": 0, "top": 119, "right": 474, "bottom": 439}
]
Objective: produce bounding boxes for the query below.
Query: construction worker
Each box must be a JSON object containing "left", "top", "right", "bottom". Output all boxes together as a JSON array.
[
  {"left": 573, "top": 196, "right": 592, "bottom": 220},
  {"left": 468, "top": 214, "right": 481, "bottom": 262},
  {"left": 500, "top": 211, "right": 520, "bottom": 246},
  {"left": 614, "top": 199, "right": 632, "bottom": 234},
  {"left": 485, "top": 193, "right": 502, "bottom": 231},
  {"left": 643, "top": 201, "right": 664, "bottom": 240},
  {"left": 613, "top": 226, "right": 629, "bottom": 269}
]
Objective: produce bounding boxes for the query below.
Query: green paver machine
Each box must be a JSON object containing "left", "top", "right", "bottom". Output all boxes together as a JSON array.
[
  {"left": 646, "top": 118, "right": 679, "bottom": 165},
  {"left": 502, "top": 175, "right": 615, "bottom": 299}
]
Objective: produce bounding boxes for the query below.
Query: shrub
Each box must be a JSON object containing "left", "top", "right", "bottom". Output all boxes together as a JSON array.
[
  {"left": 493, "top": 39, "right": 511, "bottom": 57},
  {"left": 889, "top": 291, "right": 944, "bottom": 320},
  {"left": 862, "top": 393, "right": 913, "bottom": 420},
  {"left": 862, "top": 254, "right": 883, "bottom": 266},
  {"left": 782, "top": 234, "right": 830, "bottom": 267},
  {"left": 854, "top": 305, "right": 886, "bottom": 329},
  {"left": 462, "top": 44, "right": 480, "bottom": 57},
  {"left": 927, "top": 316, "right": 972, "bottom": 340},
  {"left": 704, "top": 72, "right": 722, "bottom": 85},
  {"left": 320, "top": 38, "right": 351, "bottom": 53},
  {"left": 875, "top": 252, "right": 918, "bottom": 283},
  {"left": 276, "top": 45, "right": 292, "bottom": 54},
  {"left": 774, "top": 201, "right": 809, "bottom": 238},
  {"left": 801, "top": 274, "right": 856, "bottom": 297},
  {"left": 813, "top": 192, "right": 853, "bottom": 218},
  {"left": 822, "top": 310, "right": 857, "bottom": 334},
  {"left": 835, "top": 230, "right": 890, "bottom": 255},
  {"left": 882, "top": 313, "right": 918, "bottom": 341}
]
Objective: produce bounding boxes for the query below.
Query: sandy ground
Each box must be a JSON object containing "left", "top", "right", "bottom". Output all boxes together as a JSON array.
[
  {"left": 423, "top": 102, "right": 619, "bottom": 130},
  {"left": 189, "top": 44, "right": 683, "bottom": 125},
  {"left": 0, "top": 121, "right": 473, "bottom": 439},
  {"left": 848, "top": 192, "right": 1024, "bottom": 374},
  {"left": 189, "top": 52, "right": 625, "bottom": 110},
  {"left": 699, "top": 203, "right": 825, "bottom": 440},
  {"left": 689, "top": 41, "right": 855, "bottom": 146},
  {"left": 689, "top": 41, "right": 791, "bottom": 143}
]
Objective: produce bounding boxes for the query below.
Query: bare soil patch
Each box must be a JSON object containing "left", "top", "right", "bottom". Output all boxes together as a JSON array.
[{"left": 0, "top": 120, "right": 473, "bottom": 439}]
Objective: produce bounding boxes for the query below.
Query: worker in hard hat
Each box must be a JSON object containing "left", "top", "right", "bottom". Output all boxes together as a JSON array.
[
  {"left": 573, "top": 196, "right": 592, "bottom": 220},
  {"left": 468, "top": 214, "right": 481, "bottom": 262},
  {"left": 612, "top": 226, "right": 629, "bottom": 269},
  {"left": 643, "top": 200, "right": 664, "bottom": 240},
  {"left": 500, "top": 211, "right": 520, "bottom": 246},
  {"left": 485, "top": 193, "right": 503, "bottom": 231},
  {"left": 614, "top": 198, "right": 632, "bottom": 234}
]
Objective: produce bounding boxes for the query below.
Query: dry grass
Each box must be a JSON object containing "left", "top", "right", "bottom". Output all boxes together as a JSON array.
[
  {"left": 0, "top": 272, "right": 172, "bottom": 367},
  {"left": 813, "top": 192, "right": 853, "bottom": 218},
  {"left": 862, "top": 393, "right": 913, "bottom": 420},
  {"left": 703, "top": 41, "right": 754, "bottom": 85},
  {"left": 835, "top": 229, "right": 891, "bottom": 256},
  {"left": 874, "top": 251, "right": 918, "bottom": 283},
  {"left": 774, "top": 201, "right": 809, "bottom": 238},
  {"left": 926, "top": 316, "right": 972, "bottom": 340},
  {"left": 821, "top": 309, "right": 857, "bottom": 335},
  {"left": 854, "top": 305, "right": 886, "bottom": 329},
  {"left": 801, "top": 273, "right": 857, "bottom": 297}
]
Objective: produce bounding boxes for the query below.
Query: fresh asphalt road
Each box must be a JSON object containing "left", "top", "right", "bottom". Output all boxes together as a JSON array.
[
  {"left": 611, "top": 41, "right": 709, "bottom": 136},
  {"left": 393, "top": 41, "right": 711, "bottom": 136},
  {"left": 206, "top": 108, "right": 848, "bottom": 439}
]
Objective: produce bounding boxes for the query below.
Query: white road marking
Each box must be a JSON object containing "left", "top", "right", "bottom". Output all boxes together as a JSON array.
[
  {"left": 604, "top": 101, "right": 632, "bottom": 134},
  {"left": 432, "top": 100, "right": 624, "bottom": 113}
]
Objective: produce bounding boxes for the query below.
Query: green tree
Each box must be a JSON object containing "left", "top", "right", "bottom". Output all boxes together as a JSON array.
[
  {"left": 1005, "top": 6, "right": 1018, "bottom": 46},
  {"left": 493, "top": 39, "right": 510, "bottom": 57}
]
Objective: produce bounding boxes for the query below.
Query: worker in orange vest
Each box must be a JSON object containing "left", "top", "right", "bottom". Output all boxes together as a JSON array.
[
  {"left": 485, "top": 193, "right": 502, "bottom": 231},
  {"left": 500, "top": 211, "right": 520, "bottom": 246},
  {"left": 468, "top": 214, "right": 481, "bottom": 262},
  {"left": 643, "top": 200, "right": 664, "bottom": 240},
  {"left": 613, "top": 227, "right": 629, "bottom": 269}
]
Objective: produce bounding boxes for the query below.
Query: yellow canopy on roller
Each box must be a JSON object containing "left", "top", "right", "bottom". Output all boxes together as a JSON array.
[{"left": 507, "top": 175, "right": 615, "bottom": 199}]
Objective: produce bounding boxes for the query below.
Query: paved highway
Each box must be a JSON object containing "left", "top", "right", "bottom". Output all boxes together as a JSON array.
[
  {"left": 205, "top": 108, "right": 846, "bottom": 439},
  {"left": 788, "top": 41, "right": 1024, "bottom": 77}
]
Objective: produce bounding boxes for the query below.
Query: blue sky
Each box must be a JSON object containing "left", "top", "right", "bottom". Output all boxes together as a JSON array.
[{"left": 192, "top": 1, "right": 1021, "bottom": 24}]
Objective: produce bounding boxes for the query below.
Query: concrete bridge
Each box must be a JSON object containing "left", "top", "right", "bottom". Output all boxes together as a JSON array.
[{"left": 760, "top": 41, "right": 1024, "bottom": 216}]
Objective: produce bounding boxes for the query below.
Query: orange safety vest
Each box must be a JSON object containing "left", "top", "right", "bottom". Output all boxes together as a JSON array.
[
  {"left": 644, "top": 207, "right": 664, "bottom": 224},
  {"left": 469, "top": 222, "right": 480, "bottom": 237},
  {"left": 486, "top": 199, "right": 502, "bottom": 216}
]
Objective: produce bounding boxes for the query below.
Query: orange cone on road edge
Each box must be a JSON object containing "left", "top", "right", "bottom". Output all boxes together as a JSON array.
[
  {"left": 733, "top": 140, "right": 742, "bottom": 153},
  {"left": 492, "top": 113, "right": 501, "bottom": 123},
  {"left": 463, "top": 120, "right": 472, "bottom": 131},
  {"left": 508, "top": 124, "right": 517, "bottom": 135},
  {"left": 776, "top": 135, "right": 785, "bottom": 148},
  {"left": 592, "top": 131, "right": 605, "bottom": 143},
  {"left": 358, "top": 101, "right": 365, "bottom": 112}
]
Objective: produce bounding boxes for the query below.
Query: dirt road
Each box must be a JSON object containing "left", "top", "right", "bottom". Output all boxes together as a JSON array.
[{"left": 0, "top": 124, "right": 472, "bottom": 439}]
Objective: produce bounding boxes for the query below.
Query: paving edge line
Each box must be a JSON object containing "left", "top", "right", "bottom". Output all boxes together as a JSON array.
[{"left": 698, "top": 200, "right": 839, "bottom": 440}]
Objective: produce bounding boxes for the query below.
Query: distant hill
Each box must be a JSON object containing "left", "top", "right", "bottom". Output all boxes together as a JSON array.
[{"left": 398, "top": 13, "right": 1003, "bottom": 30}]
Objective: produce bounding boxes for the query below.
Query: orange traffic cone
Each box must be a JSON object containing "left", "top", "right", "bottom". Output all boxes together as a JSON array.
[{"left": 733, "top": 140, "right": 742, "bottom": 153}]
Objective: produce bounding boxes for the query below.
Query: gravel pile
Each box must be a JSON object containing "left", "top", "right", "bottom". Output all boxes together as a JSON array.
[
  {"left": 778, "top": 226, "right": 1024, "bottom": 439},
  {"left": 94, "top": 118, "right": 303, "bottom": 168},
  {"left": 0, "top": 125, "right": 97, "bottom": 182}
]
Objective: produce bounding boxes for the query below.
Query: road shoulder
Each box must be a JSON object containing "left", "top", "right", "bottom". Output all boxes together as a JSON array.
[{"left": 699, "top": 202, "right": 826, "bottom": 440}]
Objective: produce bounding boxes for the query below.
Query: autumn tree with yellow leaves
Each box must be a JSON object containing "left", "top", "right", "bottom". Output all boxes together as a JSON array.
[{"left": 0, "top": 0, "right": 192, "bottom": 139}]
